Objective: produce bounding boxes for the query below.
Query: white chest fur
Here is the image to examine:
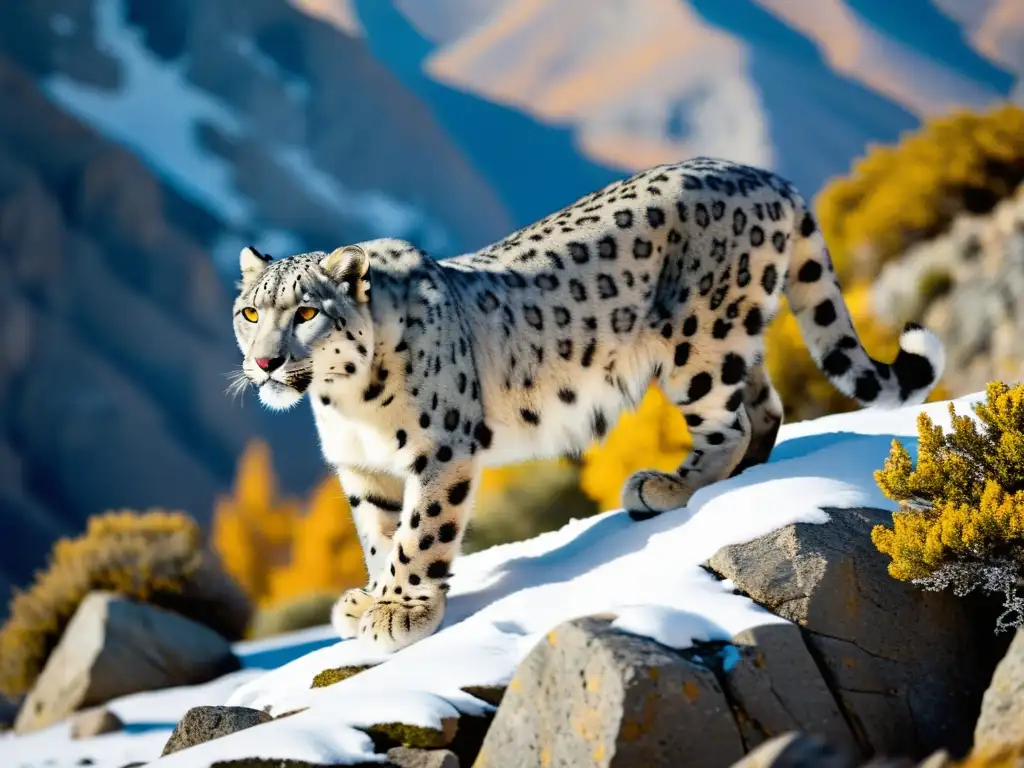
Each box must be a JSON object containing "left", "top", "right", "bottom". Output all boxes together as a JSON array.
[{"left": 310, "top": 397, "right": 400, "bottom": 472}]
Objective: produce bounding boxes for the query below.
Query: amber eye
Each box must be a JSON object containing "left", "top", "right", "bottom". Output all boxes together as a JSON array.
[
  {"left": 295, "top": 306, "right": 319, "bottom": 323},
  {"left": 241, "top": 307, "right": 259, "bottom": 323}
]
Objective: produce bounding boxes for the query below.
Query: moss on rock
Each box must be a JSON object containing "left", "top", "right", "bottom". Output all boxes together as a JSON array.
[
  {"left": 364, "top": 716, "right": 458, "bottom": 749},
  {"left": 310, "top": 665, "right": 374, "bottom": 688}
]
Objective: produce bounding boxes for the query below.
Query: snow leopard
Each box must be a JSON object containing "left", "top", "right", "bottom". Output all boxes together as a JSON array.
[{"left": 230, "top": 156, "right": 945, "bottom": 652}]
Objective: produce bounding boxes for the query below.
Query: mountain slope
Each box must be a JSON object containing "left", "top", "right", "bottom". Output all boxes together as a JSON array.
[
  {"left": 311, "top": 0, "right": 1023, "bottom": 201},
  {"left": 1, "top": 392, "right": 992, "bottom": 767}
]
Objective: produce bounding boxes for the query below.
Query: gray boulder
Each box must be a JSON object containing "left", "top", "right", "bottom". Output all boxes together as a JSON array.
[
  {"left": 973, "top": 628, "right": 1024, "bottom": 752},
  {"left": 707, "top": 507, "right": 1004, "bottom": 759},
  {"left": 475, "top": 616, "right": 745, "bottom": 768},
  {"left": 14, "top": 591, "right": 240, "bottom": 733},
  {"left": 162, "top": 705, "right": 273, "bottom": 756}
]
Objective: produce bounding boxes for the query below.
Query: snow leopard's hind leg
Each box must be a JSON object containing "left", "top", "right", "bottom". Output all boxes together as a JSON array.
[
  {"left": 728, "top": 359, "right": 784, "bottom": 478},
  {"left": 622, "top": 351, "right": 754, "bottom": 521}
]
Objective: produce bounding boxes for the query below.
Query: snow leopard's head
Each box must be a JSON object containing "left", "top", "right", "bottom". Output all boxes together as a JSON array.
[{"left": 230, "top": 244, "right": 372, "bottom": 411}]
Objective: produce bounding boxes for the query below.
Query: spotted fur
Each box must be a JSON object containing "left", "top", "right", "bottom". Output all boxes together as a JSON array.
[{"left": 231, "top": 157, "right": 945, "bottom": 653}]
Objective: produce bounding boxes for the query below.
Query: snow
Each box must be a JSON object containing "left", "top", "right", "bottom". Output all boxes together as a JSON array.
[{"left": 1, "top": 392, "right": 988, "bottom": 768}]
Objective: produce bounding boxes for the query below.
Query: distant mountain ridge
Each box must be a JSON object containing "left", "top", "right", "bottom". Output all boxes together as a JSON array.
[{"left": 304, "top": 0, "right": 1022, "bottom": 200}]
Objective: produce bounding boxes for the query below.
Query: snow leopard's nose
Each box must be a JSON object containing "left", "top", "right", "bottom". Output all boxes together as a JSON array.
[{"left": 255, "top": 355, "right": 286, "bottom": 372}]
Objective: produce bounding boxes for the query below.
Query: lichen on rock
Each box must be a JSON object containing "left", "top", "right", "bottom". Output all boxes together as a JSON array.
[{"left": 310, "top": 665, "right": 375, "bottom": 688}]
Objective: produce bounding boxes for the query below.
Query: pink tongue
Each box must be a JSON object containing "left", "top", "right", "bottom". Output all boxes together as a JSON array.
[{"left": 256, "top": 358, "right": 271, "bottom": 370}]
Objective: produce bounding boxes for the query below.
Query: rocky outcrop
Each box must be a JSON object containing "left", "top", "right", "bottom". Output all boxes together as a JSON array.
[
  {"left": 469, "top": 507, "right": 1009, "bottom": 766},
  {"left": 475, "top": 616, "right": 748, "bottom": 768},
  {"left": 163, "top": 705, "right": 274, "bottom": 756},
  {"left": 0, "top": 0, "right": 511, "bottom": 260},
  {"left": 872, "top": 185, "right": 1024, "bottom": 397},
  {"left": 707, "top": 507, "right": 1007, "bottom": 760},
  {"left": 14, "top": 592, "right": 240, "bottom": 734},
  {"left": 0, "top": 50, "right": 326, "bottom": 610},
  {"left": 973, "top": 629, "right": 1024, "bottom": 752}
]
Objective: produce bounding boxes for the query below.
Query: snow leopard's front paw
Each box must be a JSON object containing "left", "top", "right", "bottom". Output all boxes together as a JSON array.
[
  {"left": 331, "top": 587, "right": 375, "bottom": 639},
  {"left": 358, "top": 585, "right": 447, "bottom": 653},
  {"left": 622, "top": 470, "right": 695, "bottom": 521}
]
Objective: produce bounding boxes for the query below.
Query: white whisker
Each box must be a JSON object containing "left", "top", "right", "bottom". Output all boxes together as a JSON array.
[{"left": 223, "top": 368, "right": 253, "bottom": 403}]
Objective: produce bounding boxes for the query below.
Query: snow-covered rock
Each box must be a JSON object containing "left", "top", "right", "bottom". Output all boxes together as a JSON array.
[{"left": 709, "top": 506, "right": 1002, "bottom": 758}]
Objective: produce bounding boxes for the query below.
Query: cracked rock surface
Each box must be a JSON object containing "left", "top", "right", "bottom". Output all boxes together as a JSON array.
[
  {"left": 707, "top": 507, "right": 1006, "bottom": 760},
  {"left": 15, "top": 592, "right": 241, "bottom": 734},
  {"left": 724, "top": 623, "right": 858, "bottom": 757}
]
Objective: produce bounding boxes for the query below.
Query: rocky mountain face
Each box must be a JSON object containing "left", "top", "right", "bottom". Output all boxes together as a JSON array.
[
  {"left": 0, "top": 0, "right": 515, "bottom": 611},
  {"left": 872, "top": 186, "right": 1024, "bottom": 396},
  {"left": 1, "top": 0, "right": 513, "bottom": 274},
  {"left": 0, "top": 53, "right": 305, "bottom": 609}
]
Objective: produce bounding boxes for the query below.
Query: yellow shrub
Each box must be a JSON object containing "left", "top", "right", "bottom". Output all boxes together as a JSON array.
[
  {"left": 467, "top": 459, "right": 598, "bottom": 551},
  {"left": 871, "top": 381, "right": 1024, "bottom": 629},
  {"left": 816, "top": 103, "right": 1024, "bottom": 283},
  {"left": 580, "top": 386, "right": 691, "bottom": 512},
  {"left": 264, "top": 475, "right": 367, "bottom": 605},
  {"left": 0, "top": 510, "right": 237, "bottom": 700},
  {"left": 212, "top": 442, "right": 366, "bottom": 621}
]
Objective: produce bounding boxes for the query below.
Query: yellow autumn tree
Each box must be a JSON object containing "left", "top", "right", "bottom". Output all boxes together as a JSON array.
[
  {"left": 212, "top": 440, "right": 364, "bottom": 615},
  {"left": 211, "top": 439, "right": 297, "bottom": 604},
  {"left": 265, "top": 474, "right": 366, "bottom": 603},
  {"left": 580, "top": 386, "right": 692, "bottom": 512}
]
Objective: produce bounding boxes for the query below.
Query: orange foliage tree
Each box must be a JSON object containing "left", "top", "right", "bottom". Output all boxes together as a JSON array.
[{"left": 211, "top": 440, "right": 365, "bottom": 609}]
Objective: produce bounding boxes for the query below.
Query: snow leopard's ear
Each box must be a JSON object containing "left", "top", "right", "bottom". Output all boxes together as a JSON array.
[
  {"left": 239, "top": 246, "right": 272, "bottom": 287},
  {"left": 321, "top": 245, "right": 371, "bottom": 303}
]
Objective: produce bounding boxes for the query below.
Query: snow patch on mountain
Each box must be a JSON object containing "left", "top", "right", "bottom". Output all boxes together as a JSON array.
[{"left": 44, "top": 0, "right": 449, "bottom": 276}]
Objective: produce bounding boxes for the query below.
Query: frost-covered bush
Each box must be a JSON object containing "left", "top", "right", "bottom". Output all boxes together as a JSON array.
[{"left": 871, "top": 381, "right": 1024, "bottom": 631}]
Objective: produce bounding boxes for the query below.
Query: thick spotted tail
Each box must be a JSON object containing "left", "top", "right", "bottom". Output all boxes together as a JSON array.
[{"left": 784, "top": 207, "right": 945, "bottom": 409}]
